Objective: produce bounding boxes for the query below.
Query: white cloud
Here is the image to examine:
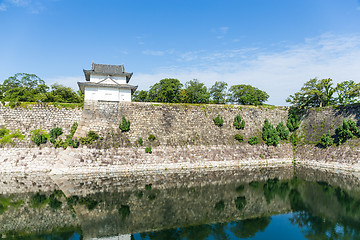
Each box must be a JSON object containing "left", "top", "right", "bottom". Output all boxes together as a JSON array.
[
  {"left": 142, "top": 49, "right": 174, "bottom": 56},
  {"left": 211, "top": 26, "right": 229, "bottom": 39},
  {"left": 1, "top": 0, "right": 44, "bottom": 13},
  {"left": 132, "top": 34, "right": 360, "bottom": 106}
]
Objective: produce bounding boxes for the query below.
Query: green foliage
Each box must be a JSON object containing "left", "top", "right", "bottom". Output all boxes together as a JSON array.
[
  {"left": 262, "top": 119, "right": 279, "bottom": 146},
  {"left": 319, "top": 130, "right": 334, "bottom": 148},
  {"left": 209, "top": 81, "right": 228, "bottom": 104},
  {"left": 229, "top": 84, "right": 269, "bottom": 105},
  {"left": 80, "top": 131, "right": 99, "bottom": 145},
  {"left": 287, "top": 108, "right": 301, "bottom": 132},
  {"left": 213, "top": 115, "right": 224, "bottom": 127},
  {"left": 287, "top": 78, "right": 360, "bottom": 107},
  {"left": 0, "top": 127, "right": 24, "bottom": 145},
  {"left": 234, "top": 134, "right": 244, "bottom": 143},
  {"left": 233, "top": 114, "right": 245, "bottom": 129},
  {"left": 290, "top": 132, "right": 299, "bottom": 146},
  {"left": 119, "top": 116, "right": 130, "bottom": 132},
  {"left": 138, "top": 137, "right": 143, "bottom": 146},
  {"left": 31, "top": 129, "right": 49, "bottom": 146},
  {"left": 78, "top": 196, "right": 99, "bottom": 210},
  {"left": 145, "top": 184, "right": 152, "bottom": 191},
  {"left": 132, "top": 90, "right": 148, "bottom": 102},
  {"left": 248, "top": 136, "right": 259, "bottom": 145},
  {"left": 335, "top": 80, "right": 360, "bottom": 105},
  {"left": 335, "top": 119, "right": 360, "bottom": 143},
  {"left": 276, "top": 122, "right": 289, "bottom": 140},
  {"left": 147, "top": 78, "right": 183, "bottom": 103},
  {"left": 234, "top": 196, "right": 247, "bottom": 211},
  {"left": 49, "top": 127, "right": 63, "bottom": 144},
  {"left": 42, "top": 83, "right": 83, "bottom": 103},
  {"left": 145, "top": 146, "right": 152, "bottom": 154},
  {"left": 182, "top": 79, "right": 210, "bottom": 104},
  {"left": 236, "top": 185, "right": 245, "bottom": 193},
  {"left": 214, "top": 200, "right": 225, "bottom": 211},
  {"left": 70, "top": 122, "right": 78, "bottom": 135},
  {"left": 118, "top": 205, "right": 130, "bottom": 220},
  {"left": 249, "top": 181, "right": 259, "bottom": 189},
  {"left": 148, "top": 134, "right": 156, "bottom": 141}
]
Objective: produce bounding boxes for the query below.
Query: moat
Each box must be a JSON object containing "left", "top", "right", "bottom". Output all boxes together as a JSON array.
[{"left": 1, "top": 165, "right": 360, "bottom": 239}]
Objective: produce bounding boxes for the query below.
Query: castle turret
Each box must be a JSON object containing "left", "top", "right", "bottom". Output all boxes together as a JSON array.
[{"left": 78, "top": 63, "right": 138, "bottom": 102}]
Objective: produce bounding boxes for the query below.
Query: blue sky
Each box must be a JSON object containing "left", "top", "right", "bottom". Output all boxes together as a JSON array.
[{"left": 1, "top": 0, "right": 360, "bottom": 105}]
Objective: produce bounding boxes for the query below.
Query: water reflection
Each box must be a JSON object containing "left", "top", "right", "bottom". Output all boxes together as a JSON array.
[{"left": 0, "top": 166, "right": 360, "bottom": 239}]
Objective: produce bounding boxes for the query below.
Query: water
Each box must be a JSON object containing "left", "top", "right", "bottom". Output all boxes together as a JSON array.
[{"left": 1, "top": 166, "right": 360, "bottom": 239}]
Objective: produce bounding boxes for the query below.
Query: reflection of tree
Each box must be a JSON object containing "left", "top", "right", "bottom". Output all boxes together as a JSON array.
[
  {"left": 290, "top": 211, "right": 360, "bottom": 240},
  {"left": 263, "top": 178, "right": 290, "bottom": 203},
  {"left": 229, "top": 217, "right": 271, "bottom": 238}
]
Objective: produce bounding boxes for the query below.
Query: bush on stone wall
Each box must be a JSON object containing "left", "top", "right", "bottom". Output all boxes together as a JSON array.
[
  {"left": 262, "top": 119, "right": 279, "bottom": 146},
  {"left": 276, "top": 122, "right": 289, "bottom": 140},
  {"left": 234, "top": 134, "right": 244, "bottom": 143},
  {"left": 80, "top": 131, "right": 99, "bottom": 145},
  {"left": 319, "top": 130, "right": 334, "bottom": 148},
  {"left": 119, "top": 116, "right": 130, "bottom": 132},
  {"left": 248, "top": 136, "right": 259, "bottom": 145},
  {"left": 31, "top": 129, "right": 49, "bottom": 146},
  {"left": 0, "top": 127, "right": 24, "bottom": 146},
  {"left": 287, "top": 108, "right": 301, "bottom": 132},
  {"left": 290, "top": 132, "right": 299, "bottom": 146},
  {"left": 138, "top": 137, "right": 143, "bottom": 146},
  {"left": 335, "top": 119, "right": 360, "bottom": 144},
  {"left": 49, "top": 127, "right": 63, "bottom": 144},
  {"left": 148, "top": 134, "right": 156, "bottom": 142},
  {"left": 145, "top": 146, "right": 152, "bottom": 154},
  {"left": 233, "top": 114, "right": 245, "bottom": 130},
  {"left": 213, "top": 115, "right": 224, "bottom": 127}
]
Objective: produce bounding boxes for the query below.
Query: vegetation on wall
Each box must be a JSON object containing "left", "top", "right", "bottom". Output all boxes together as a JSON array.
[
  {"left": 262, "top": 119, "right": 280, "bottom": 146},
  {"left": 119, "top": 116, "right": 130, "bottom": 132},
  {"left": 234, "top": 134, "right": 244, "bottom": 143},
  {"left": 31, "top": 129, "right": 49, "bottom": 146},
  {"left": 0, "top": 126, "right": 24, "bottom": 146},
  {"left": 248, "top": 136, "right": 259, "bottom": 145},
  {"left": 213, "top": 115, "right": 224, "bottom": 127},
  {"left": 80, "top": 131, "right": 99, "bottom": 145},
  {"left": 233, "top": 114, "right": 245, "bottom": 130},
  {"left": 335, "top": 119, "right": 360, "bottom": 144},
  {"left": 319, "top": 130, "right": 334, "bottom": 148}
]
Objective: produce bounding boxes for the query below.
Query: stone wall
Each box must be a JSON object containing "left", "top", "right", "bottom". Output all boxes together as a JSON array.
[
  {"left": 0, "top": 103, "right": 82, "bottom": 147},
  {"left": 75, "top": 101, "right": 288, "bottom": 146}
]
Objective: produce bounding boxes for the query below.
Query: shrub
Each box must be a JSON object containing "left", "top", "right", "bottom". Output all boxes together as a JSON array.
[
  {"left": 119, "top": 116, "right": 130, "bottom": 132},
  {"left": 214, "top": 200, "right": 225, "bottom": 211},
  {"left": 48, "top": 193, "right": 62, "bottom": 210},
  {"left": 290, "top": 132, "right": 299, "bottom": 146},
  {"left": 213, "top": 115, "right": 224, "bottom": 127},
  {"left": 233, "top": 114, "right": 245, "bottom": 129},
  {"left": 138, "top": 137, "right": 143, "bottom": 146},
  {"left": 30, "top": 192, "right": 48, "bottom": 208},
  {"left": 234, "top": 134, "right": 244, "bottom": 143},
  {"left": 0, "top": 126, "right": 10, "bottom": 137},
  {"left": 50, "top": 127, "right": 63, "bottom": 139},
  {"left": 148, "top": 134, "right": 156, "bottom": 142},
  {"left": 319, "top": 130, "right": 334, "bottom": 148},
  {"left": 80, "top": 131, "right": 99, "bottom": 145},
  {"left": 287, "top": 108, "right": 301, "bottom": 132},
  {"left": 31, "top": 129, "right": 49, "bottom": 146},
  {"left": 248, "top": 136, "right": 259, "bottom": 145},
  {"left": 276, "top": 122, "right": 289, "bottom": 140},
  {"left": 70, "top": 122, "right": 78, "bottom": 136},
  {"left": 336, "top": 119, "right": 360, "bottom": 143},
  {"left": 262, "top": 119, "right": 279, "bottom": 146},
  {"left": 145, "top": 146, "right": 152, "bottom": 154}
]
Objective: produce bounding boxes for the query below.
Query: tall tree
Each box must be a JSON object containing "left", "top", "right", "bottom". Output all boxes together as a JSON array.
[
  {"left": 132, "top": 90, "right": 148, "bottom": 102},
  {"left": 335, "top": 80, "right": 360, "bottom": 105},
  {"left": 210, "top": 81, "right": 228, "bottom": 104},
  {"left": 147, "top": 78, "right": 183, "bottom": 103},
  {"left": 43, "top": 83, "right": 83, "bottom": 103},
  {"left": 183, "top": 79, "right": 210, "bottom": 104},
  {"left": 286, "top": 78, "right": 336, "bottom": 107},
  {"left": 228, "top": 84, "right": 269, "bottom": 105},
  {"left": 1, "top": 73, "right": 48, "bottom": 102}
]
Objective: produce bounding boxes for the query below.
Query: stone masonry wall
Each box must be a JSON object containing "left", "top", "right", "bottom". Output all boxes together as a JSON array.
[{"left": 75, "top": 101, "right": 289, "bottom": 146}]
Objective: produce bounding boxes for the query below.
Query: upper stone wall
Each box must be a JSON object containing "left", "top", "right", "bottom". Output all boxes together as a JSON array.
[{"left": 75, "top": 101, "right": 289, "bottom": 146}]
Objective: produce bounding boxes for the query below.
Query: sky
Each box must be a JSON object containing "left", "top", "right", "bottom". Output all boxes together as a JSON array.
[{"left": 1, "top": 0, "right": 360, "bottom": 106}]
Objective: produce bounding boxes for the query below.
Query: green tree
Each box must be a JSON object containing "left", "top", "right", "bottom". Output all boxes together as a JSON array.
[
  {"left": 335, "top": 80, "right": 360, "bottom": 105},
  {"left": 1, "top": 73, "right": 48, "bottom": 102},
  {"left": 132, "top": 90, "right": 148, "bottom": 102},
  {"left": 276, "top": 121, "right": 289, "bottom": 140},
  {"left": 286, "top": 78, "right": 336, "bottom": 107},
  {"left": 147, "top": 78, "right": 183, "bottom": 103},
  {"left": 183, "top": 79, "right": 210, "bottom": 104},
  {"left": 43, "top": 84, "right": 83, "bottom": 103},
  {"left": 319, "top": 130, "right": 333, "bottom": 148},
  {"left": 209, "top": 81, "right": 228, "bottom": 104},
  {"left": 228, "top": 84, "right": 269, "bottom": 105}
]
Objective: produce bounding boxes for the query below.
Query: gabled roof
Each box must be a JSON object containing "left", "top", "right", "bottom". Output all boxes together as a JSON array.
[{"left": 83, "top": 63, "right": 133, "bottom": 83}]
